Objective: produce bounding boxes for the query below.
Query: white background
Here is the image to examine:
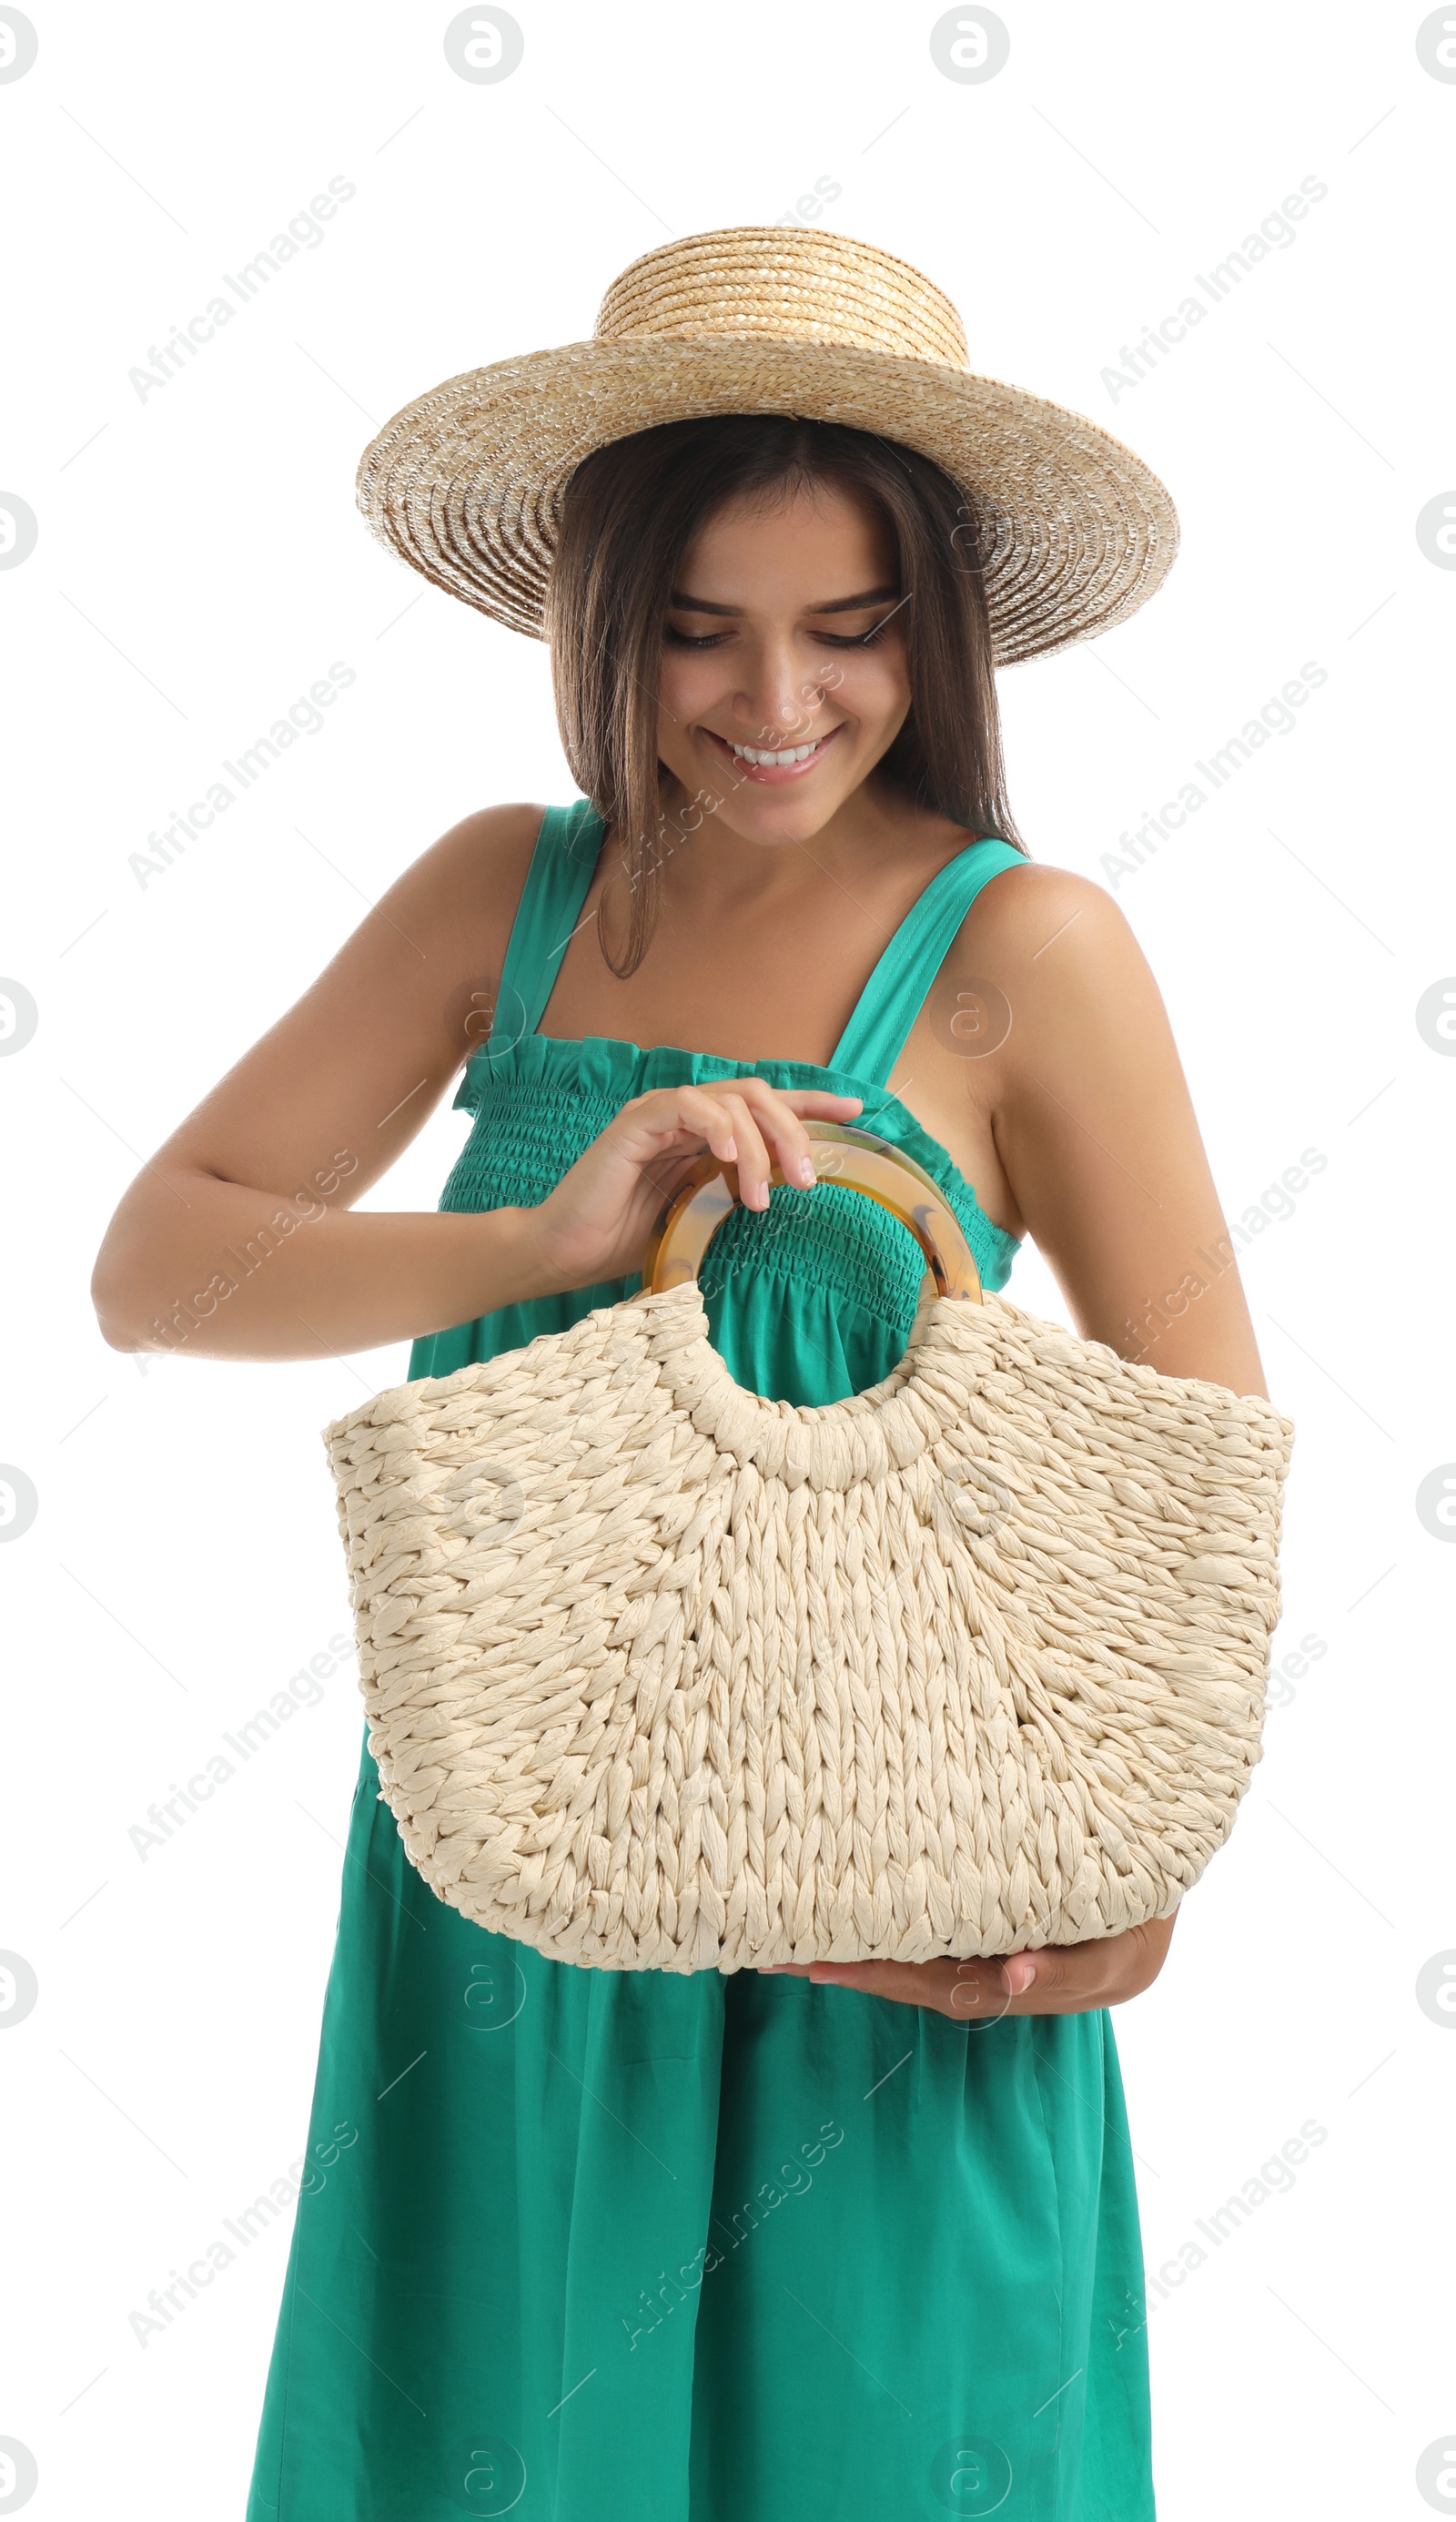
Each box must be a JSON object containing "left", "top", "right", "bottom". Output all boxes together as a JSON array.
[{"left": 3, "top": 3, "right": 1454, "bottom": 2516}]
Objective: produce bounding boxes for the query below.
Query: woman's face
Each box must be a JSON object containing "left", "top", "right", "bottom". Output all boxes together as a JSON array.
[{"left": 654, "top": 481, "right": 912, "bottom": 847}]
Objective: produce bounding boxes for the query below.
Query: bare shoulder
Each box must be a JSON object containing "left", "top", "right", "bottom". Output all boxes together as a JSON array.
[
  {"left": 932, "top": 850, "right": 1266, "bottom": 1398},
  {"left": 944, "top": 855, "right": 1169, "bottom": 1073},
  {"left": 351, "top": 798, "right": 552, "bottom": 1055},
  {"left": 955, "top": 855, "right": 1142, "bottom": 972},
  {"left": 387, "top": 798, "right": 548, "bottom": 954},
  {"left": 154, "top": 801, "right": 554, "bottom": 1192}
]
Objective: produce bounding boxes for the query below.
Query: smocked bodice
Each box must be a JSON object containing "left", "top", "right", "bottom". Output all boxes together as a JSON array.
[{"left": 409, "top": 800, "right": 1028, "bottom": 1403}]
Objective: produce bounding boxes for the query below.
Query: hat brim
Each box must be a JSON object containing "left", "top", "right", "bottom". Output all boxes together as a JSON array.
[{"left": 355, "top": 336, "right": 1178, "bottom": 666}]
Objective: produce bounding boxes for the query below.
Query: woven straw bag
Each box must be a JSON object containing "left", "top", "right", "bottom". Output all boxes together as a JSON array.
[{"left": 326, "top": 1125, "right": 1294, "bottom": 1973}]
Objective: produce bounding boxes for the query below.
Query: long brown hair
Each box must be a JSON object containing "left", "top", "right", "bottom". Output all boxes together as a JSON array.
[{"left": 544, "top": 414, "right": 1027, "bottom": 976}]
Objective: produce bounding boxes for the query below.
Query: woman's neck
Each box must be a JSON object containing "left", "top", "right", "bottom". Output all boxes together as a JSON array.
[{"left": 647, "top": 772, "right": 969, "bottom": 923}]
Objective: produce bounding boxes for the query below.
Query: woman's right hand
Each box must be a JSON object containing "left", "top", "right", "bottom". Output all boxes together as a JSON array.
[{"left": 525, "top": 1079, "right": 864, "bottom": 1296}]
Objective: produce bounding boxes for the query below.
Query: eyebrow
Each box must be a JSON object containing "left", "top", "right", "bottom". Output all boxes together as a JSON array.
[{"left": 667, "top": 583, "right": 902, "bottom": 616}]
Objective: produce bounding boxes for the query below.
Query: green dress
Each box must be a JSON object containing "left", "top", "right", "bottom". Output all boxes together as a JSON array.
[{"left": 247, "top": 799, "right": 1155, "bottom": 2521}]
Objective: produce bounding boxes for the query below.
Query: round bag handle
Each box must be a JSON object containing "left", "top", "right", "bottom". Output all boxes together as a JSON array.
[{"left": 641, "top": 1120, "right": 984, "bottom": 1303}]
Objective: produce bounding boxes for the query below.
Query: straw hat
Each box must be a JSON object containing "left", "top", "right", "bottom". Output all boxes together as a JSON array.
[{"left": 356, "top": 225, "right": 1178, "bottom": 666}]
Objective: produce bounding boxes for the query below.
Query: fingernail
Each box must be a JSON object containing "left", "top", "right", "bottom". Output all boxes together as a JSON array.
[
  {"left": 723, "top": 1137, "right": 736, "bottom": 1160},
  {"left": 796, "top": 1156, "right": 816, "bottom": 1186}
]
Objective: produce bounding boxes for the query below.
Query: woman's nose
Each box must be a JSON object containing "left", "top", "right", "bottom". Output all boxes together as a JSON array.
[{"left": 732, "top": 643, "right": 816, "bottom": 746}]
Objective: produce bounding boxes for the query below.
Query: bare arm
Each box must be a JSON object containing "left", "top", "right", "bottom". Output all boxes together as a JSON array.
[
  {"left": 987, "top": 866, "right": 1269, "bottom": 1400},
  {"left": 907, "top": 861, "right": 1270, "bottom": 1402},
  {"left": 90, "top": 802, "right": 858, "bottom": 1361},
  {"left": 91, "top": 804, "right": 549, "bottom": 1357}
]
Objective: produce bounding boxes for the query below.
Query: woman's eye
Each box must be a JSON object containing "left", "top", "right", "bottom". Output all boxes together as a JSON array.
[
  {"left": 664, "top": 626, "right": 731, "bottom": 649},
  {"left": 816, "top": 620, "right": 894, "bottom": 647}
]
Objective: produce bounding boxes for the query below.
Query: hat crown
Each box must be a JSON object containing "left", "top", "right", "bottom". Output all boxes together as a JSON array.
[{"left": 594, "top": 225, "right": 969, "bottom": 370}]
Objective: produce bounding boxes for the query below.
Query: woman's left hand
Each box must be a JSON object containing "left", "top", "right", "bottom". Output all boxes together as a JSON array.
[{"left": 760, "top": 1913, "right": 1177, "bottom": 2021}]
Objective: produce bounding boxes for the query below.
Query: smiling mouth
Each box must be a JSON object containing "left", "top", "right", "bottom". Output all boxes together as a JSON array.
[{"left": 706, "top": 726, "right": 843, "bottom": 782}]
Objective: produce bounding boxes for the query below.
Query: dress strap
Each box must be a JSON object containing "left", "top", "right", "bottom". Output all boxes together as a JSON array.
[
  {"left": 490, "top": 798, "right": 604, "bottom": 1053},
  {"left": 830, "top": 836, "right": 1027, "bottom": 1089}
]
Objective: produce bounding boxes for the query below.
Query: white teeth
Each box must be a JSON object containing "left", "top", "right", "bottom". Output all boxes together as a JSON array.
[{"left": 726, "top": 737, "right": 824, "bottom": 765}]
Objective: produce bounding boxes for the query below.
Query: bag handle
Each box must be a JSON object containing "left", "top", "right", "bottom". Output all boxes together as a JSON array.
[{"left": 642, "top": 1120, "right": 985, "bottom": 1303}]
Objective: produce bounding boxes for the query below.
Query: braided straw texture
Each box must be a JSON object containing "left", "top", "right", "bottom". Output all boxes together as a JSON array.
[
  {"left": 355, "top": 225, "right": 1178, "bottom": 666},
  {"left": 325, "top": 1283, "right": 1293, "bottom": 1973},
  {"left": 594, "top": 226, "right": 972, "bottom": 365}
]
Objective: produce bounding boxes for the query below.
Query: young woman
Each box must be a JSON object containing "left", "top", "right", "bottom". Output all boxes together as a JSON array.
[{"left": 94, "top": 229, "right": 1268, "bottom": 2521}]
